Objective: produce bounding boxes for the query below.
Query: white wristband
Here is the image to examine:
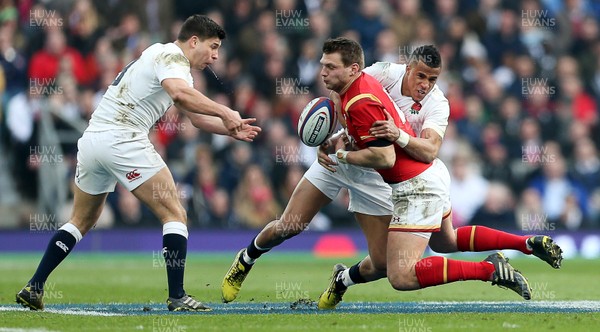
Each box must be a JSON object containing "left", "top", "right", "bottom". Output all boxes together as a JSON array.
[
  {"left": 336, "top": 149, "right": 349, "bottom": 163},
  {"left": 395, "top": 129, "right": 410, "bottom": 148}
]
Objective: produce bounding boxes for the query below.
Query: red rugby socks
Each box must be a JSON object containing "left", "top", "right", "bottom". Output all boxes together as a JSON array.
[
  {"left": 415, "top": 256, "right": 494, "bottom": 288},
  {"left": 456, "top": 226, "right": 531, "bottom": 254}
]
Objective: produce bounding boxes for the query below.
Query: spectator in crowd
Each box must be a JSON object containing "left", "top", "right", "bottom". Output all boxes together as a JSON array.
[
  {"left": 0, "top": 25, "right": 26, "bottom": 100},
  {"left": 569, "top": 137, "right": 600, "bottom": 196},
  {"left": 389, "top": 0, "right": 422, "bottom": 47},
  {"left": 482, "top": 8, "right": 526, "bottom": 68},
  {"left": 456, "top": 94, "right": 486, "bottom": 147},
  {"left": 5, "top": 79, "right": 44, "bottom": 200},
  {"left": 470, "top": 181, "right": 516, "bottom": 229},
  {"left": 497, "top": 96, "right": 523, "bottom": 158},
  {"left": 349, "top": 0, "right": 386, "bottom": 65},
  {"left": 528, "top": 153, "right": 588, "bottom": 230},
  {"left": 515, "top": 117, "right": 545, "bottom": 184},
  {"left": 28, "top": 28, "right": 87, "bottom": 85},
  {"left": 373, "top": 28, "right": 398, "bottom": 63},
  {"left": 515, "top": 187, "right": 549, "bottom": 232},
  {"left": 482, "top": 142, "right": 514, "bottom": 186},
  {"left": 233, "top": 164, "right": 281, "bottom": 229},
  {"left": 67, "top": 0, "right": 104, "bottom": 86},
  {"left": 202, "top": 187, "right": 240, "bottom": 229},
  {"left": 558, "top": 75, "right": 597, "bottom": 126},
  {"left": 449, "top": 147, "right": 489, "bottom": 226},
  {"left": 109, "top": 185, "right": 159, "bottom": 228},
  {"left": 218, "top": 141, "right": 254, "bottom": 194},
  {"left": 296, "top": 38, "right": 321, "bottom": 89}
]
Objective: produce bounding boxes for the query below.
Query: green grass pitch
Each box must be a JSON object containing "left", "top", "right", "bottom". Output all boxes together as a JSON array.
[{"left": 1, "top": 252, "right": 599, "bottom": 331}]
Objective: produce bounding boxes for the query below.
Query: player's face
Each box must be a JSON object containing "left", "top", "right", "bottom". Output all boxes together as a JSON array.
[
  {"left": 405, "top": 60, "right": 441, "bottom": 102},
  {"left": 190, "top": 36, "right": 222, "bottom": 70},
  {"left": 320, "top": 52, "right": 356, "bottom": 93}
]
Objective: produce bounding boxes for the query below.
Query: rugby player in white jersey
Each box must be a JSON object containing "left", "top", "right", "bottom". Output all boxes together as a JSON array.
[
  {"left": 16, "top": 15, "right": 260, "bottom": 312},
  {"left": 317, "top": 44, "right": 562, "bottom": 309}
]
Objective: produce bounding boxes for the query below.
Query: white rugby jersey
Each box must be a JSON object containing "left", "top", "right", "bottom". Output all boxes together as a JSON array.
[
  {"left": 87, "top": 43, "right": 193, "bottom": 133},
  {"left": 363, "top": 62, "right": 449, "bottom": 138}
]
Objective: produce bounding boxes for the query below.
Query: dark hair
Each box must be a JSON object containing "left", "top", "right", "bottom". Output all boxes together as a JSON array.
[
  {"left": 322, "top": 37, "right": 365, "bottom": 69},
  {"left": 177, "top": 15, "right": 226, "bottom": 42},
  {"left": 408, "top": 45, "right": 441, "bottom": 68}
]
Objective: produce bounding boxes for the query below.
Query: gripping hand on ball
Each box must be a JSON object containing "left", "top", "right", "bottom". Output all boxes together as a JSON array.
[{"left": 318, "top": 136, "right": 338, "bottom": 172}]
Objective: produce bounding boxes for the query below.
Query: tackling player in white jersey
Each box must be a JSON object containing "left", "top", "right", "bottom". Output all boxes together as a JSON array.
[
  {"left": 318, "top": 45, "right": 561, "bottom": 309},
  {"left": 16, "top": 15, "right": 260, "bottom": 312}
]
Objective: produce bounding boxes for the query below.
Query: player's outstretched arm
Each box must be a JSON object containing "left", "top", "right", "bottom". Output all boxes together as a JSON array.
[
  {"left": 186, "top": 113, "right": 261, "bottom": 142},
  {"left": 162, "top": 78, "right": 243, "bottom": 134},
  {"left": 369, "top": 109, "right": 441, "bottom": 163}
]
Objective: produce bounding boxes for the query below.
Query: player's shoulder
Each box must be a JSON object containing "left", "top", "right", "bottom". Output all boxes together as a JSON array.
[
  {"left": 422, "top": 85, "right": 449, "bottom": 118},
  {"left": 141, "top": 42, "right": 167, "bottom": 56},
  {"left": 364, "top": 62, "right": 406, "bottom": 80},
  {"left": 353, "top": 76, "right": 385, "bottom": 99},
  {"left": 427, "top": 85, "right": 449, "bottom": 105},
  {"left": 145, "top": 43, "right": 189, "bottom": 64},
  {"left": 344, "top": 86, "right": 382, "bottom": 111}
]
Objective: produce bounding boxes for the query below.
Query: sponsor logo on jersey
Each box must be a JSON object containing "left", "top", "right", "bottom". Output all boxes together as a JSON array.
[{"left": 126, "top": 169, "right": 141, "bottom": 182}]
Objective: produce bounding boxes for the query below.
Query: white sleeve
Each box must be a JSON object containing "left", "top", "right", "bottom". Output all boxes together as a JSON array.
[
  {"left": 363, "top": 62, "right": 401, "bottom": 91},
  {"left": 422, "top": 97, "right": 449, "bottom": 139},
  {"left": 154, "top": 52, "right": 193, "bottom": 86}
]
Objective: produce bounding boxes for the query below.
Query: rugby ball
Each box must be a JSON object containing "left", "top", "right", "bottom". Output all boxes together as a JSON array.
[{"left": 298, "top": 97, "right": 337, "bottom": 147}]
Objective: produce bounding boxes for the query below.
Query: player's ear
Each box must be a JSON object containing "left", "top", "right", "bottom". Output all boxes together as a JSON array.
[{"left": 351, "top": 63, "right": 360, "bottom": 76}]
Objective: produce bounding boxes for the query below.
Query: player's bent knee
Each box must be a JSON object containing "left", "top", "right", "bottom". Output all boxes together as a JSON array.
[{"left": 387, "top": 270, "right": 418, "bottom": 291}]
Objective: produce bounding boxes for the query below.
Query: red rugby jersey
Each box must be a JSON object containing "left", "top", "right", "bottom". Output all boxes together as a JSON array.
[{"left": 340, "top": 72, "right": 432, "bottom": 183}]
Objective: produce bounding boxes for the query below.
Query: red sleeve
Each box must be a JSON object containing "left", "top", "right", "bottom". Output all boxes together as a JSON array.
[{"left": 347, "top": 98, "right": 387, "bottom": 145}]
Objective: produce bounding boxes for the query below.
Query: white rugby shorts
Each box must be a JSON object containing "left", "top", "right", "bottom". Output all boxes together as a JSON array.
[
  {"left": 303, "top": 155, "right": 393, "bottom": 216},
  {"left": 74, "top": 130, "right": 166, "bottom": 194},
  {"left": 389, "top": 158, "right": 452, "bottom": 238}
]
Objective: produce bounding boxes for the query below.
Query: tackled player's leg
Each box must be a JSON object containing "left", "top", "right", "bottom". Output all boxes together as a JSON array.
[
  {"left": 221, "top": 178, "right": 332, "bottom": 303},
  {"left": 317, "top": 213, "right": 389, "bottom": 309},
  {"left": 388, "top": 230, "right": 532, "bottom": 300},
  {"left": 430, "top": 214, "right": 563, "bottom": 269}
]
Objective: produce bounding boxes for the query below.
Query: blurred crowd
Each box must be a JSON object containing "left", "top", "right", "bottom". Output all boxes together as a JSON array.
[{"left": 1, "top": 0, "right": 599, "bottom": 232}]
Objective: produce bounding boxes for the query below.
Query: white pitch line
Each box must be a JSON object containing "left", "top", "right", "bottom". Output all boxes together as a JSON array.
[
  {"left": 1, "top": 301, "right": 599, "bottom": 315},
  {"left": 0, "top": 306, "right": 125, "bottom": 317},
  {"left": 0, "top": 328, "right": 58, "bottom": 332},
  {"left": 423, "top": 301, "right": 600, "bottom": 310}
]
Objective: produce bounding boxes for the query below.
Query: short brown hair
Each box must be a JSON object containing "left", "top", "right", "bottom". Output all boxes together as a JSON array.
[{"left": 322, "top": 37, "right": 364, "bottom": 69}]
